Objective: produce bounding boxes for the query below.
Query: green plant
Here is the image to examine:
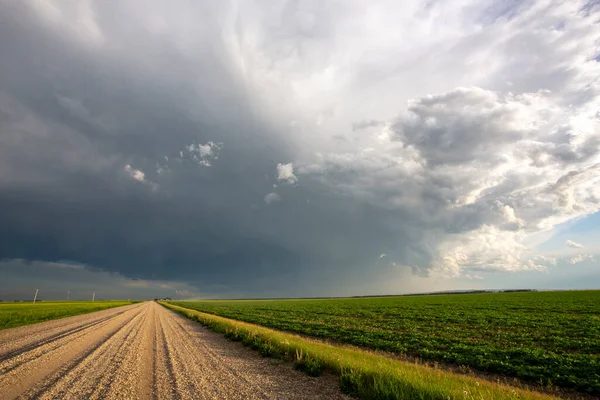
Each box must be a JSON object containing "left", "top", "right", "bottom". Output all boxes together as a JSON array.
[
  {"left": 169, "top": 291, "right": 600, "bottom": 394},
  {"left": 162, "top": 302, "right": 558, "bottom": 400},
  {"left": 294, "top": 349, "right": 324, "bottom": 376}
]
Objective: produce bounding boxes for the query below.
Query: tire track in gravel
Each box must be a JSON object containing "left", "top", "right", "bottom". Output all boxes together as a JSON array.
[
  {"left": 0, "top": 303, "right": 146, "bottom": 399},
  {"left": 0, "top": 305, "right": 137, "bottom": 366},
  {"left": 0, "top": 302, "right": 349, "bottom": 400},
  {"left": 28, "top": 305, "right": 150, "bottom": 399}
]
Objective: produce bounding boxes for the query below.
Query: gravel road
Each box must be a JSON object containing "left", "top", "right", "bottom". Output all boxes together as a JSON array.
[{"left": 0, "top": 302, "right": 349, "bottom": 399}]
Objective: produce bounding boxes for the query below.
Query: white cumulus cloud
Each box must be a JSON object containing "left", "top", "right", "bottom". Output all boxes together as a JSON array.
[
  {"left": 183, "top": 141, "right": 223, "bottom": 167},
  {"left": 124, "top": 164, "right": 146, "bottom": 183},
  {"left": 124, "top": 165, "right": 157, "bottom": 190},
  {"left": 276, "top": 163, "right": 297, "bottom": 184}
]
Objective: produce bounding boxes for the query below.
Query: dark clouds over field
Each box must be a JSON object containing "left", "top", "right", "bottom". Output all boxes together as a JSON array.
[{"left": 1, "top": 1, "right": 599, "bottom": 299}]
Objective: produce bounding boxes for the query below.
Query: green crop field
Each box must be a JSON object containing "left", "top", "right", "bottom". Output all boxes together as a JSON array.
[
  {"left": 0, "top": 301, "right": 135, "bottom": 330},
  {"left": 172, "top": 291, "right": 600, "bottom": 395}
]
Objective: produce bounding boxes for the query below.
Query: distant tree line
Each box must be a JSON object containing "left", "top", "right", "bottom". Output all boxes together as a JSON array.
[{"left": 350, "top": 289, "right": 538, "bottom": 298}]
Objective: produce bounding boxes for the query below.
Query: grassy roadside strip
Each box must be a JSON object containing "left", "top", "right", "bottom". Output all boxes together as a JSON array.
[{"left": 161, "top": 302, "right": 557, "bottom": 400}]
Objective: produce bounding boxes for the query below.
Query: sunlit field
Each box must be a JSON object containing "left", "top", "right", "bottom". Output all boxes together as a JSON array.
[
  {"left": 172, "top": 291, "right": 600, "bottom": 395},
  {"left": 163, "top": 302, "right": 556, "bottom": 400},
  {"left": 0, "top": 301, "right": 135, "bottom": 330}
]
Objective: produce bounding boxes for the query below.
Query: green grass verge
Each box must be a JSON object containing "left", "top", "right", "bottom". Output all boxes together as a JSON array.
[
  {"left": 0, "top": 301, "right": 135, "bottom": 330},
  {"left": 162, "top": 302, "right": 558, "bottom": 400}
]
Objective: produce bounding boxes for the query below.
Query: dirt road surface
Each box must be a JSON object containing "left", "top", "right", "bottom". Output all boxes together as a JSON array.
[{"left": 0, "top": 302, "right": 349, "bottom": 399}]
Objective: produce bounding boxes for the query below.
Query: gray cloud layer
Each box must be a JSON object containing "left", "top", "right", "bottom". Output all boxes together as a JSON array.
[{"left": 1, "top": 0, "right": 599, "bottom": 298}]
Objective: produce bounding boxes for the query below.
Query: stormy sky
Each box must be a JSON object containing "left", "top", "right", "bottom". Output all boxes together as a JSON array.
[{"left": 1, "top": 0, "right": 599, "bottom": 300}]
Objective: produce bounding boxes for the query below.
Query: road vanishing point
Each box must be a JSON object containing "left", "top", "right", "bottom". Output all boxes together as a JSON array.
[{"left": 0, "top": 302, "right": 348, "bottom": 399}]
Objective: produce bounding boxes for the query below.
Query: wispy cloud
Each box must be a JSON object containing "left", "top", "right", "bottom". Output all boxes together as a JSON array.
[
  {"left": 566, "top": 240, "right": 584, "bottom": 249},
  {"left": 264, "top": 192, "right": 281, "bottom": 205},
  {"left": 569, "top": 255, "right": 594, "bottom": 265}
]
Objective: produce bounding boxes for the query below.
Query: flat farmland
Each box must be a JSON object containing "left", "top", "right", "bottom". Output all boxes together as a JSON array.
[
  {"left": 0, "top": 301, "right": 135, "bottom": 330},
  {"left": 172, "top": 291, "right": 600, "bottom": 395}
]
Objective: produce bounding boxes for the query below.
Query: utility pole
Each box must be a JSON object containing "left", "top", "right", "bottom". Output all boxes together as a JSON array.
[
  {"left": 92, "top": 292, "right": 95, "bottom": 302},
  {"left": 33, "top": 289, "right": 39, "bottom": 304}
]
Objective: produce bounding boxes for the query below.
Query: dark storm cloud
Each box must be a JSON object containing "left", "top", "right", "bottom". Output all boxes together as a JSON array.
[
  {"left": 0, "top": 259, "right": 202, "bottom": 301},
  {"left": 0, "top": 1, "right": 411, "bottom": 296},
  {"left": 1, "top": 1, "right": 599, "bottom": 298},
  {"left": 352, "top": 119, "right": 383, "bottom": 131}
]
